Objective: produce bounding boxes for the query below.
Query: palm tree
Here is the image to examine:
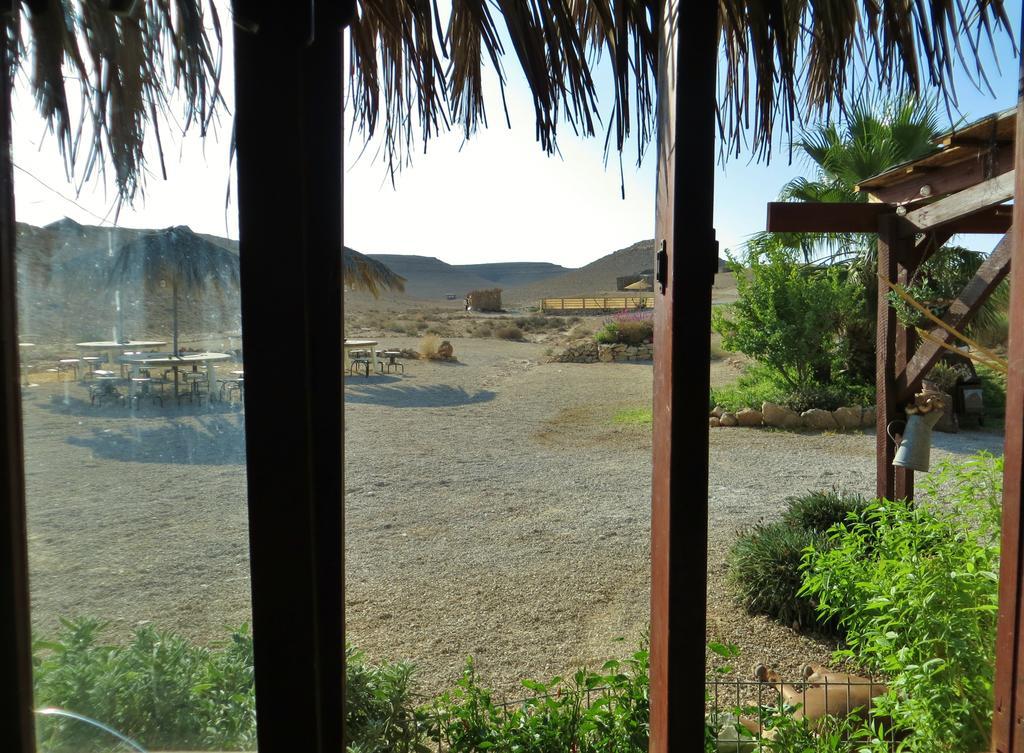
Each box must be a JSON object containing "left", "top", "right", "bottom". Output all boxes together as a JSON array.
[
  {"left": 749, "top": 97, "right": 943, "bottom": 264},
  {"left": 6, "top": 2, "right": 1012, "bottom": 200},
  {"left": 343, "top": 248, "right": 405, "bottom": 296}
]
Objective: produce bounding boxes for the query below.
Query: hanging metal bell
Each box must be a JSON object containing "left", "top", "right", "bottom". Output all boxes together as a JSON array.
[{"left": 893, "top": 409, "right": 944, "bottom": 472}]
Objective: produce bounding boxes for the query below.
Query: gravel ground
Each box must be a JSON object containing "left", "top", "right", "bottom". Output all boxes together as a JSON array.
[{"left": 21, "top": 337, "right": 1004, "bottom": 702}]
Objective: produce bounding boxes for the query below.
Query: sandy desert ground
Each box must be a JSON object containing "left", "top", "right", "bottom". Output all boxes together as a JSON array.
[{"left": 21, "top": 336, "right": 1003, "bottom": 700}]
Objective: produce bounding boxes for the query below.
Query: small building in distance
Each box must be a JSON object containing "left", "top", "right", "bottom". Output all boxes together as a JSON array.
[{"left": 466, "top": 288, "right": 502, "bottom": 311}]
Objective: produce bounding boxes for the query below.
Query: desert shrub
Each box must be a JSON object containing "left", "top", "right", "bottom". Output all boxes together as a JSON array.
[
  {"left": 712, "top": 249, "right": 860, "bottom": 390},
  {"left": 801, "top": 453, "right": 1003, "bottom": 751},
  {"left": 729, "top": 522, "right": 830, "bottom": 632},
  {"left": 514, "top": 315, "right": 556, "bottom": 332},
  {"left": 569, "top": 323, "right": 593, "bottom": 339},
  {"left": 424, "top": 644, "right": 649, "bottom": 753},
  {"left": 419, "top": 334, "right": 442, "bottom": 359},
  {"left": 494, "top": 325, "right": 524, "bottom": 340},
  {"left": 594, "top": 319, "right": 653, "bottom": 345},
  {"left": 782, "top": 489, "right": 868, "bottom": 534}
]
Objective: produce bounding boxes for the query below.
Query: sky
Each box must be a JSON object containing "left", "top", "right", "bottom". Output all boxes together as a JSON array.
[{"left": 8, "top": 6, "right": 1022, "bottom": 269}]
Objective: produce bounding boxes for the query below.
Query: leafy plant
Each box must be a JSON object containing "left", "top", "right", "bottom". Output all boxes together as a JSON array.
[
  {"left": 711, "top": 364, "right": 788, "bottom": 412},
  {"left": 712, "top": 249, "right": 861, "bottom": 390},
  {"left": 424, "top": 643, "right": 649, "bottom": 753},
  {"left": 781, "top": 489, "right": 868, "bottom": 534},
  {"left": 345, "top": 645, "right": 425, "bottom": 753},
  {"left": 778, "top": 381, "right": 874, "bottom": 413},
  {"left": 800, "top": 453, "right": 1003, "bottom": 752}
]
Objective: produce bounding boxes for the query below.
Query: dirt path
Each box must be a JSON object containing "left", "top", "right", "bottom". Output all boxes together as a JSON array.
[{"left": 20, "top": 337, "right": 1003, "bottom": 699}]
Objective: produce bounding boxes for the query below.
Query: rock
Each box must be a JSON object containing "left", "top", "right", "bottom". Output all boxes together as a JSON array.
[
  {"left": 861, "top": 406, "right": 876, "bottom": 428},
  {"left": 719, "top": 412, "right": 738, "bottom": 427},
  {"left": 761, "top": 402, "right": 801, "bottom": 428},
  {"left": 832, "top": 406, "right": 862, "bottom": 430},
  {"left": 736, "top": 408, "right": 763, "bottom": 427},
  {"left": 438, "top": 341, "right": 454, "bottom": 359},
  {"left": 711, "top": 405, "right": 726, "bottom": 418},
  {"left": 801, "top": 408, "right": 838, "bottom": 430},
  {"left": 709, "top": 416, "right": 720, "bottom": 428},
  {"left": 598, "top": 345, "right": 615, "bottom": 362}
]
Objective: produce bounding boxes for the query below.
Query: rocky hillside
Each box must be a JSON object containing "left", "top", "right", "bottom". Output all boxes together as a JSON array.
[
  {"left": 503, "top": 240, "right": 656, "bottom": 303},
  {"left": 366, "top": 255, "right": 570, "bottom": 300}
]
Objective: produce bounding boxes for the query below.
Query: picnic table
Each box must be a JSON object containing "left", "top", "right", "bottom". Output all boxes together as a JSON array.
[
  {"left": 344, "top": 339, "right": 378, "bottom": 373},
  {"left": 76, "top": 340, "right": 168, "bottom": 375},
  {"left": 121, "top": 352, "right": 232, "bottom": 399}
]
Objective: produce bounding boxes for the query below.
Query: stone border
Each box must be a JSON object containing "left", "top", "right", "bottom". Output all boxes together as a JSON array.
[
  {"left": 709, "top": 402, "right": 876, "bottom": 430},
  {"left": 548, "top": 341, "right": 653, "bottom": 364}
]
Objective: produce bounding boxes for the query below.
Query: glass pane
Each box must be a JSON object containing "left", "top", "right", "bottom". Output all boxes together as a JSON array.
[{"left": 12, "top": 12, "right": 255, "bottom": 753}]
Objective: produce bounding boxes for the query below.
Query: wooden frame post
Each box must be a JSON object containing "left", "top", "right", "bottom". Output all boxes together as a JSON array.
[
  {"left": 875, "top": 216, "right": 916, "bottom": 501},
  {"left": 650, "top": 0, "right": 718, "bottom": 749},
  {"left": 992, "top": 30, "right": 1024, "bottom": 753},
  {"left": 0, "top": 7, "right": 36, "bottom": 751},
  {"left": 234, "top": 5, "right": 346, "bottom": 752}
]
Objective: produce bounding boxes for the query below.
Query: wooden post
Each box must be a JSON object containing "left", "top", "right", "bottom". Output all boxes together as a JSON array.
[
  {"left": 875, "top": 216, "right": 915, "bottom": 501},
  {"left": 650, "top": 1, "right": 718, "bottom": 749},
  {"left": 234, "top": 6, "right": 346, "bottom": 752},
  {"left": 992, "top": 28, "right": 1024, "bottom": 753},
  {"left": 0, "top": 8, "right": 36, "bottom": 751}
]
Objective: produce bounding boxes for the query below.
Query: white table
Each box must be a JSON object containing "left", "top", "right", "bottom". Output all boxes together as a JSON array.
[
  {"left": 77, "top": 340, "right": 168, "bottom": 374},
  {"left": 121, "top": 352, "right": 232, "bottom": 399},
  {"left": 344, "top": 339, "right": 378, "bottom": 373}
]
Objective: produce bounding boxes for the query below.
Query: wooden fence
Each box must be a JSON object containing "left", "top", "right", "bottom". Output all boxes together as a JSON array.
[{"left": 540, "top": 296, "right": 655, "bottom": 312}]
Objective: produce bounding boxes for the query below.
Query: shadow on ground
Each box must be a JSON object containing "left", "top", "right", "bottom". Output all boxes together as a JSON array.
[
  {"left": 66, "top": 416, "right": 246, "bottom": 465},
  {"left": 344, "top": 383, "right": 495, "bottom": 408},
  {"left": 42, "top": 394, "right": 243, "bottom": 420}
]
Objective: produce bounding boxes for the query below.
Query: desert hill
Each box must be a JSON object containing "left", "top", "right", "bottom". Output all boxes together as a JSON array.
[
  {"left": 456, "top": 261, "right": 570, "bottom": 288},
  {"left": 503, "top": 240, "right": 656, "bottom": 304}
]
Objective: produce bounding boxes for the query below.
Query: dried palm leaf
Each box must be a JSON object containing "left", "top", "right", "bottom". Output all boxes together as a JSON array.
[{"left": 6, "top": 0, "right": 1015, "bottom": 198}]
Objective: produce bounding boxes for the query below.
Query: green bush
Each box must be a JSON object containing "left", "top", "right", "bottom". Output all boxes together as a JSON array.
[
  {"left": 712, "top": 249, "right": 860, "bottom": 390},
  {"left": 978, "top": 363, "right": 1007, "bottom": 425},
  {"left": 594, "top": 322, "right": 619, "bottom": 344},
  {"left": 424, "top": 645, "right": 649, "bottom": 753},
  {"left": 710, "top": 365, "right": 787, "bottom": 412},
  {"left": 800, "top": 452, "right": 1003, "bottom": 752},
  {"left": 32, "top": 621, "right": 424, "bottom": 753},
  {"left": 781, "top": 489, "right": 868, "bottom": 534},
  {"left": 729, "top": 522, "right": 829, "bottom": 632},
  {"left": 593, "top": 320, "right": 653, "bottom": 345},
  {"left": 33, "top": 619, "right": 257, "bottom": 752},
  {"left": 779, "top": 381, "right": 874, "bottom": 413}
]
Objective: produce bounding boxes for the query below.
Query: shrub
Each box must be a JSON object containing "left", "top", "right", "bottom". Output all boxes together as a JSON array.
[
  {"left": 419, "top": 334, "right": 442, "bottom": 359},
  {"left": 712, "top": 249, "right": 860, "bottom": 390},
  {"left": 594, "top": 322, "right": 619, "bottom": 344},
  {"left": 781, "top": 489, "right": 868, "bottom": 534},
  {"left": 729, "top": 522, "right": 830, "bottom": 632},
  {"left": 493, "top": 325, "right": 524, "bottom": 340},
  {"left": 978, "top": 363, "right": 1007, "bottom": 424},
  {"left": 33, "top": 619, "right": 257, "bottom": 752},
  {"left": 594, "top": 319, "right": 653, "bottom": 345},
  {"left": 778, "top": 381, "right": 874, "bottom": 413},
  {"left": 424, "top": 644, "right": 649, "bottom": 753},
  {"left": 345, "top": 645, "right": 421, "bottom": 753},
  {"left": 711, "top": 365, "right": 786, "bottom": 412},
  {"left": 800, "top": 453, "right": 1003, "bottom": 751}
]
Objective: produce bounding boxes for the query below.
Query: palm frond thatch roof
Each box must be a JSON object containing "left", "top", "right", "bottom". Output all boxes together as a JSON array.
[
  {"left": 7, "top": 1, "right": 1014, "bottom": 198},
  {"left": 343, "top": 246, "right": 406, "bottom": 297},
  {"left": 107, "top": 225, "right": 240, "bottom": 293}
]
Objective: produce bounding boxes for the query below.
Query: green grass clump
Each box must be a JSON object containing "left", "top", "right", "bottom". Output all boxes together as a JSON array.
[
  {"left": 729, "top": 522, "right": 827, "bottom": 631},
  {"left": 612, "top": 408, "right": 652, "bottom": 427},
  {"left": 781, "top": 489, "right": 868, "bottom": 534},
  {"left": 710, "top": 365, "right": 787, "bottom": 412}
]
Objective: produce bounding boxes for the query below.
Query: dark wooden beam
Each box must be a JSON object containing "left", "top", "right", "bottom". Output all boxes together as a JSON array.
[
  {"left": 904, "top": 172, "right": 1014, "bottom": 232},
  {"left": 649, "top": 0, "right": 717, "bottom": 749},
  {"left": 876, "top": 216, "right": 915, "bottom": 501},
  {"left": 767, "top": 202, "right": 892, "bottom": 233},
  {"left": 767, "top": 201, "right": 1011, "bottom": 234},
  {"left": 992, "top": 30, "right": 1024, "bottom": 752},
  {"left": 235, "top": 7, "right": 345, "bottom": 753},
  {"left": 0, "top": 11, "right": 36, "bottom": 752},
  {"left": 863, "top": 144, "right": 1014, "bottom": 206},
  {"left": 896, "top": 231, "right": 1012, "bottom": 402}
]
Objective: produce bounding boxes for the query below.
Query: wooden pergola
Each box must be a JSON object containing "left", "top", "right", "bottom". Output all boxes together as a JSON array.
[
  {"left": 766, "top": 106, "right": 1024, "bottom": 750},
  {"left": 766, "top": 108, "right": 1014, "bottom": 501}
]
